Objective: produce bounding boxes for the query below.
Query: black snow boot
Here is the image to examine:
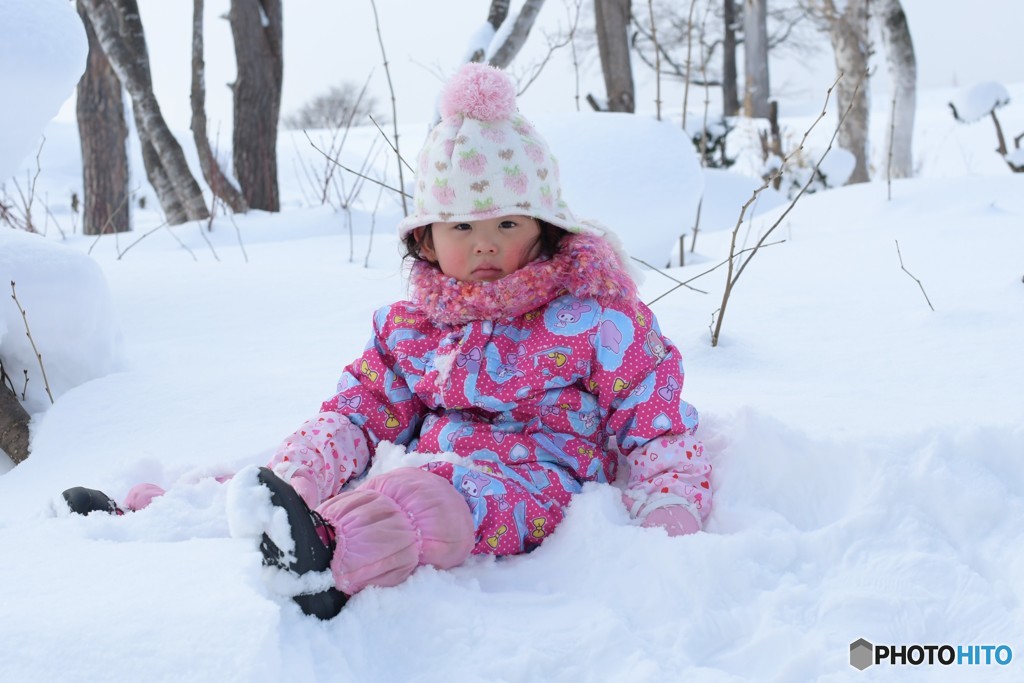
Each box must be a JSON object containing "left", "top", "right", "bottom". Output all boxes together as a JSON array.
[
  {"left": 62, "top": 486, "right": 124, "bottom": 516},
  {"left": 255, "top": 467, "right": 348, "bottom": 620}
]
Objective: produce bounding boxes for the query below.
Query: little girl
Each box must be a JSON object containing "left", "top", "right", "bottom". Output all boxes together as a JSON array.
[{"left": 64, "top": 64, "right": 712, "bottom": 620}]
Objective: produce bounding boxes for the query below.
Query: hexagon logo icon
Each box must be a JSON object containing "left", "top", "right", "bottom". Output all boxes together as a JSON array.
[{"left": 850, "top": 639, "right": 874, "bottom": 670}]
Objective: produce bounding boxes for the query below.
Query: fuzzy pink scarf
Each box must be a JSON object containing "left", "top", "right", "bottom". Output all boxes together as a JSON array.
[{"left": 409, "top": 233, "right": 638, "bottom": 325}]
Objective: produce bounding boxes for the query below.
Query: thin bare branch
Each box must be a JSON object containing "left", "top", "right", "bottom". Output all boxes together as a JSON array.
[
  {"left": 303, "top": 130, "right": 411, "bottom": 199},
  {"left": 647, "top": 0, "right": 662, "bottom": 119},
  {"left": 516, "top": 21, "right": 578, "bottom": 96},
  {"left": 10, "top": 281, "right": 54, "bottom": 404},
  {"left": 681, "top": 0, "right": 698, "bottom": 130},
  {"left": 630, "top": 256, "right": 707, "bottom": 294},
  {"left": 227, "top": 210, "right": 249, "bottom": 263},
  {"left": 644, "top": 240, "right": 786, "bottom": 307},
  {"left": 115, "top": 219, "right": 175, "bottom": 261},
  {"left": 711, "top": 73, "right": 855, "bottom": 346},
  {"left": 368, "top": 114, "right": 414, "bottom": 173},
  {"left": 734, "top": 75, "right": 856, "bottom": 286},
  {"left": 368, "top": 0, "right": 408, "bottom": 215},
  {"left": 895, "top": 240, "right": 934, "bottom": 311}
]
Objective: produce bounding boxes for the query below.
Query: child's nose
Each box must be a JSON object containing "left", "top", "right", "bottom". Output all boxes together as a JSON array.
[{"left": 474, "top": 239, "right": 498, "bottom": 253}]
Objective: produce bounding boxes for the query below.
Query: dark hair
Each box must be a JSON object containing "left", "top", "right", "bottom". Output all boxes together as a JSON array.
[{"left": 402, "top": 219, "right": 568, "bottom": 266}]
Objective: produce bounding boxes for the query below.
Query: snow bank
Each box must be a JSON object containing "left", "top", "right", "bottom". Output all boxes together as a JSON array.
[
  {"left": 0, "top": 229, "right": 123, "bottom": 414},
  {"left": 0, "top": 0, "right": 109, "bottom": 427},
  {"left": 0, "top": 0, "right": 86, "bottom": 180},
  {"left": 536, "top": 112, "right": 703, "bottom": 267}
]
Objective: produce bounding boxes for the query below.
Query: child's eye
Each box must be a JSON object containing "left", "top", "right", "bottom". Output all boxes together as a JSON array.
[
  {"left": 453, "top": 223, "right": 472, "bottom": 231},
  {"left": 499, "top": 221, "right": 517, "bottom": 229}
]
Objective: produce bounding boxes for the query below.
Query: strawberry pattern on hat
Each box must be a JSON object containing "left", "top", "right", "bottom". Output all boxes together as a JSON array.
[{"left": 398, "top": 63, "right": 581, "bottom": 238}]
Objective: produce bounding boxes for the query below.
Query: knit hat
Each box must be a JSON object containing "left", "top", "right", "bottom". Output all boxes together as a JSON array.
[{"left": 397, "top": 63, "right": 632, "bottom": 273}]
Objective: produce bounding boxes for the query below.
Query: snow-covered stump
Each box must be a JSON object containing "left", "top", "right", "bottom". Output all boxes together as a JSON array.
[
  {"left": 949, "top": 81, "right": 1024, "bottom": 173},
  {"left": 0, "top": 231, "right": 124, "bottom": 466},
  {"left": 0, "top": 0, "right": 95, "bottom": 465}
]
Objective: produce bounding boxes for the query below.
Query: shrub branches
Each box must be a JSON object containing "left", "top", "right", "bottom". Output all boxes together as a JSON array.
[{"left": 710, "top": 73, "right": 861, "bottom": 347}]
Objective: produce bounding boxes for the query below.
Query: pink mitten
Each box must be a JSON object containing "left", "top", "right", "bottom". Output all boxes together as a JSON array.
[
  {"left": 641, "top": 505, "right": 701, "bottom": 536},
  {"left": 316, "top": 467, "right": 475, "bottom": 595},
  {"left": 124, "top": 483, "right": 166, "bottom": 511}
]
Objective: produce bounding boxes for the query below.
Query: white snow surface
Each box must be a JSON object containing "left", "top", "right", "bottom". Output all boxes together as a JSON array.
[{"left": 2, "top": 5, "right": 1024, "bottom": 681}]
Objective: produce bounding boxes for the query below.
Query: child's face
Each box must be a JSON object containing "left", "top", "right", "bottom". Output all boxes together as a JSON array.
[{"left": 420, "top": 215, "right": 542, "bottom": 282}]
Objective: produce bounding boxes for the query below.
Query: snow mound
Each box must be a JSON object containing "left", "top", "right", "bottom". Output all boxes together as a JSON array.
[
  {"left": 0, "top": 0, "right": 86, "bottom": 179},
  {"left": 0, "top": 230, "right": 123, "bottom": 413},
  {"left": 537, "top": 112, "right": 704, "bottom": 267}
]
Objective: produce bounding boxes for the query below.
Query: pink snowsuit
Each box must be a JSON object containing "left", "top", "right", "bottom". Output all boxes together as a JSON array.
[{"left": 267, "top": 234, "right": 712, "bottom": 571}]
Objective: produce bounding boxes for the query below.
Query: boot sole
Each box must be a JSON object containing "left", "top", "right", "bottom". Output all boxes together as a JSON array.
[{"left": 255, "top": 467, "right": 348, "bottom": 619}]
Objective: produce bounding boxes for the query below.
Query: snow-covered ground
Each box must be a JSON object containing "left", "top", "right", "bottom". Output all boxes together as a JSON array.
[{"left": 3, "top": 2, "right": 1024, "bottom": 681}]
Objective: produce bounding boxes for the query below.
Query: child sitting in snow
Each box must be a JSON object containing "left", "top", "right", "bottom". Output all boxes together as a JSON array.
[{"left": 63, "top": 64, "right": 712, "bottom": 620}]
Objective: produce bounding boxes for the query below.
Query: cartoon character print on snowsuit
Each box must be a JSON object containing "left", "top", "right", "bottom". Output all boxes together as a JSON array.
[
  {"left": 266, "top": 234, "right": 712, "bottom": 554},
  {"left": 288, "top": 293, "right": 706, "bottom": 555}
]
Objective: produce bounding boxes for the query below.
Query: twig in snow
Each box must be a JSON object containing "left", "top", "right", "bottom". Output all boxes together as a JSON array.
[
  {"left": 894, "top": 240, "right": 934, "bottom": 311},
  {"left": 9, "top": 281, "right": 53, "bottom": 404},
  {"left": 631, "top": 256, "right": 708, "bottom": 295},
  {"left": 643, "top": 239, "right": 786, "bottom": 307},
  {"left": 115, "top": 219, "right": 180, "bottom": 261},
  {"left": 710, "top": 72, "right": 861, "bottom": 347},
  {"left": 227, "top": 210, "right": 249, "bottom": 263},
  {"left": 86, "top": 184, "right": 141, "bottom": 255},
  {"left": 195, "top": 218, "right": 220, "bottom": 262}
]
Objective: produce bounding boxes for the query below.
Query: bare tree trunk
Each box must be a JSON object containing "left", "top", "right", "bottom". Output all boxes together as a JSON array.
[
  {"left": 470, "top": 0, "right": 511, "bottom": 63},
  {"left": 76, "top": 0, "right": 130, "bottom": 235},
  {"left": 0, "top": 385, "right": 30, "bottom": 465},
  {"left": 489, "top": 0, "right": 547, "bottom": 69},
  {"left": 79, "top": 0, "right": 210, "bottom": 224},
  {"left": 137, "top": 132, "right": 186, "bottom": 219},
  {"left": 876, "top": 0, "right": 916, "bottom": 178},
  {"left": 594, "top": 0, "right": 635, "bottom": 112},
  {"left": 191, "top": 0, "right": 248, "bottom": 214},
  {"left": 488, "top": 0, "right": 512, "bottom": 30},
  {"left": 229, "top": 0, "right": 282, "bottom": 212},
  {"left": 722, "top": 0, "right": 740, "bottom": 116},
  {"left": 828, "top": 0, "right": 871, "bottom": 183},
  {"left": 743, "top": 0, "right": 770, "bottom": 118}
]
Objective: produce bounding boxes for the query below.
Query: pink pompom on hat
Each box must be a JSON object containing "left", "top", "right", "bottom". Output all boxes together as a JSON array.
[
  {"left": 397, "top": 63, "right": 631, "bottom": 271},
  {"left": 438, "top": 63, "right": 517, "bottom": 123}
]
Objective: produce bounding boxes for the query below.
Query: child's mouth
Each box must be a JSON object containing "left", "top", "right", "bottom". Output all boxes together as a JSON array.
[{"left": 472, "top": 266, "right": 503, "bottom": 280}]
